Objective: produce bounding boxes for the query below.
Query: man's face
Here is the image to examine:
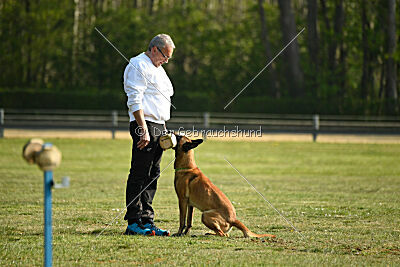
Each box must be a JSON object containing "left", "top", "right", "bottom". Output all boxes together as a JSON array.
[{"left": 152, "top": 45, "right": 173, "bottom": 67}]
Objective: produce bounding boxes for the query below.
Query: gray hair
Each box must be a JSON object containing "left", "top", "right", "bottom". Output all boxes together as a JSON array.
[{"left": 148, "top": 34, "right": 175, "bottom": 51}]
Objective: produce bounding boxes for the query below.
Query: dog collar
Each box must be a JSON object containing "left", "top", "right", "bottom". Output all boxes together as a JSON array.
[{"left": 175, "top": 167, "right": 195, "bottom": 172}]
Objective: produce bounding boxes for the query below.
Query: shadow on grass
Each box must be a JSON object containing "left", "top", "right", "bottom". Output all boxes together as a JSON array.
[
  {"left": 54, "top": 228, "right": 123, "bottom": 236},
  {"left": 87, "top": 228, "right": 125, "bottom": 236}
]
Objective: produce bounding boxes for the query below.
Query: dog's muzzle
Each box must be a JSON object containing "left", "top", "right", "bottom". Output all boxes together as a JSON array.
[{"left": 159, "top": 133, "right": 177, "bottom": 150}]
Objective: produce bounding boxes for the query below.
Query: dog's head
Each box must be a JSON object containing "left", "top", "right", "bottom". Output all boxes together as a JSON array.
[
  {"left": 173, "top": 135, "right": 203, "bottom": 154},
  {"left": 173, "top": 135, "right": 203, "bottom": 168}
]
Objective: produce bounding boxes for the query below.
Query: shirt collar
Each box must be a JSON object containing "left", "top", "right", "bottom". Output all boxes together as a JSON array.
[{"left": 141, "top": 52, "right": 161, "bottom": 68}]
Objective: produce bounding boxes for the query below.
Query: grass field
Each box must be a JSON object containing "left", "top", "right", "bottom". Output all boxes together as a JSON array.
[{"left": 1, "top": 138, "right": 400, "bottom": 266}]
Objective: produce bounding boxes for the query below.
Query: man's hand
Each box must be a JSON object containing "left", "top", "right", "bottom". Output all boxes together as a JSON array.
[
  {"left": 137, "top": 128, "right": 150, "bottom": 150},
  {"left": 133, "top": 109, "right": 150, "bottom": 150}
]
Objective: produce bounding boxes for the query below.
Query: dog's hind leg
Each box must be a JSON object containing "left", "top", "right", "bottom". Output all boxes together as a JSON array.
[
  {"left": 231, "top": 219, "right": 276, "bottom": 238},
  {"left": 183, "top": 205, "right": 194, "bottom": 235},
  {"left": 201, "top": 210, "right": 228, "bottom": 237}
]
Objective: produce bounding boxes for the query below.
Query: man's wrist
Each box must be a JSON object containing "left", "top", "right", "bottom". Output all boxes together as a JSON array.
[{"left": 140, "top": 126, "right": 149, "bottom": 137}]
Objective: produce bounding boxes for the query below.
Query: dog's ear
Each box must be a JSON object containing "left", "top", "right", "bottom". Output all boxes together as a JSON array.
[
  {"left": 182, "top": 139, "right": 203, "bottom": 152},
  {"left": 172, "top": 135, "right": 183, "bottom": 150}
]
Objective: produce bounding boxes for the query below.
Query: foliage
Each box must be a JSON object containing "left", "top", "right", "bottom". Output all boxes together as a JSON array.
[{"left": 0, "top": 0, "right": 399, "bottom": 114}]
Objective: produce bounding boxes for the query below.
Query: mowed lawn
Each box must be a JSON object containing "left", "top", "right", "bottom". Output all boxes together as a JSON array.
[{"left": 0, "top": 137, "right": 399, "bottom": 266}]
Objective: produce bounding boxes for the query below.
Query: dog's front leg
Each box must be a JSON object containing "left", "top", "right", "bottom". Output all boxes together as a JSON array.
[
  {"left": 183, "top": 205, "right": 194, "bottom": 235},
  {"left": 174, "top": 198, "right": 188, "bottom": 236}
]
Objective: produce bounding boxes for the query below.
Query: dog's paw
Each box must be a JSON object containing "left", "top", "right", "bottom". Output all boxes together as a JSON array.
[
  {"left": 172, "top": 233, "right": 184, "bottom": 237},
  {"left": 205, "top": 232, "right": 216, "bottom": 236}
]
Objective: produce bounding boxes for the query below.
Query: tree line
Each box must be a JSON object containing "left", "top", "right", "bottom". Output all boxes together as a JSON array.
[{"left": 0, "top": 0, "right": 398, "bottom": 115}]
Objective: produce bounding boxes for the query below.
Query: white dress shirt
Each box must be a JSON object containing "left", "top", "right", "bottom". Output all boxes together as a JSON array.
[{"left": 123, "top": 52, "right": 174, "bottom": 124}]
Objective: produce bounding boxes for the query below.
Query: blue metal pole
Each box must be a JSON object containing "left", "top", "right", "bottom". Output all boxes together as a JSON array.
[{"left": 44, "top": 170, "right": 53, "bottom": 267}]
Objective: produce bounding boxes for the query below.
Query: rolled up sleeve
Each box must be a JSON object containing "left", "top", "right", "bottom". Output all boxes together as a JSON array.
[{"left": 124, "top": 61, "right": 148, "bottom": 113}]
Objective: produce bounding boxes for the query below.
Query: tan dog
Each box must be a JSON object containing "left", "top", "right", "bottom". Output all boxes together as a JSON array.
[{"left": 172, "top": 135, "right": 276, "bottom": 238}]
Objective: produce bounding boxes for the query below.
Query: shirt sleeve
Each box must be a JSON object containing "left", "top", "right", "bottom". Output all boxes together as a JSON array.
[{"left": 124, "top": 61, "right": 148, "bottom": 113}]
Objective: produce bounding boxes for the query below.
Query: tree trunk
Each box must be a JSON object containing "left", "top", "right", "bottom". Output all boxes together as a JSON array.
[
  {"left": 379, "top": 61, "right": 385, "bottom": 99},
  {"left": 72, "top": 0, "right": 84, "bottom": 86},
  {"left": 306, "top": 0, "right": 319, "bottom": 93},
  {"left": 319, "top": 0, "right": 330, "bottom": 87},
  {"left": 149, "top": 0, "right": 154, "bottom": 15},
  {"left": 337, "top": 1, "right": 347, "bottom": 98},
  {"left": 319, "top": 0, "right": 330, "bottom": 34},
  {"left": 337, "top": 38, "right": 347, "bottom": 97},
  {"left": 257, "top": 0, "right": 279, "bottom": 97},
  {"left": 277, "top": 0, "right": 304, "bottom": 97},
  {"left": 306, "top": 0, "right": 318, "bottom": 66},
  {"left": 24, "top": 0, "right": 32, "bottom": 86},
  {"left": 360, "top": 0, "right": 372, "bottom": 99},
  {"left": 385, "top": 0, "right": 397, "bottom": 100},
  {"left": 327, "top": 0, "right": 344, "bottom": 72}
]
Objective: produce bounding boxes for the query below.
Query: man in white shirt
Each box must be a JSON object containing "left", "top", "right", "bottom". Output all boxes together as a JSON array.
[{"left": 123, "top": 34, "right": 174, "bottom": 236}]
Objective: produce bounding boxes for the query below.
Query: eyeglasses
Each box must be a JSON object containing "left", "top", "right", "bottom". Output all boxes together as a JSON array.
[{"left": 156, "top": 47, "right": 170, "bottom": 60}]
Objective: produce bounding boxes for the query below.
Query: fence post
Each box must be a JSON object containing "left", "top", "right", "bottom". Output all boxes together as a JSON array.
[
  {"left": 312, "top": 114, "right": 319, "bottom": 142},
  {"left": 203, "top": 112, "right": 210, "bottom": 140},
  {"left": 0, "top": 108, "right": 4, "bottom": 138},
  {"left": 111, "top": 110, "right": 118, "bottom": 139}
]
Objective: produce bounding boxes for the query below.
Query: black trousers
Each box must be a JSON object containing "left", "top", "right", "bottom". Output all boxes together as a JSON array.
[{"left": 124, "top": 120, "right": 165, "bottom": 224}]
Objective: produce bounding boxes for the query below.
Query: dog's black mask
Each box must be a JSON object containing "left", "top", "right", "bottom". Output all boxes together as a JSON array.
[
  {"left": 181, "top": 139, "right": 203, "bottom": 152},
  {"left": 172, "top": 135, "right": 183, "bottom": 151},
  {"left": 173, "top": 135, "right": 203, "bottom": 152}
]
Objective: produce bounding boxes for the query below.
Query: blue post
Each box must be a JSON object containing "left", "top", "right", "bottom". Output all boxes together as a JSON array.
[
  {"left": 44, "top": 170, "right": 53, "bottom": 267},
  {"left": 23, "top": 140, "right": 62, "bottom": 267}
]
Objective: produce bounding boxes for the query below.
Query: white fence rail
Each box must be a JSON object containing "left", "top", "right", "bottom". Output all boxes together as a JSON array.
[{"left": 1, "top": 108, "right": 400, "bottom": 140}]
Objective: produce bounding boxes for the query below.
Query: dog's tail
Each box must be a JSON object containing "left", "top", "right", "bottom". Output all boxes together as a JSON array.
[{"left": 231, "top": 219, "right": 276, "bottom": 238}]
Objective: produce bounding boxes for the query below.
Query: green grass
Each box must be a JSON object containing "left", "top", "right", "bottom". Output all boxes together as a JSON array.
[{"left": 1, "top": 138, "right": 400, "bottom": 266}]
